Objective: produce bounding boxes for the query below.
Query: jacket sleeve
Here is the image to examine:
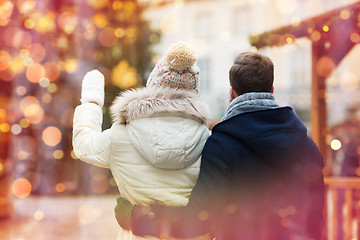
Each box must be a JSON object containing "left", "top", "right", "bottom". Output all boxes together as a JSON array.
[{"left": 72, "top": 103, "right": 111, "bottom": 168}]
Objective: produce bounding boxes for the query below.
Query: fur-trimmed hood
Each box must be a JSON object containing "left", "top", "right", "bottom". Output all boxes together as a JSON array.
[
  {"left": 110, "top": 86, "right": 210, "bottom": 170},
  {"left": 110, "top": 86, "right": 209, "bottom": 125}
]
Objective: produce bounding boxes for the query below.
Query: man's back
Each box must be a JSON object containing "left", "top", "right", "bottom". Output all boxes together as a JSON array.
[{"left": 189, "top": 107, "right": 325, "bottom": 240}]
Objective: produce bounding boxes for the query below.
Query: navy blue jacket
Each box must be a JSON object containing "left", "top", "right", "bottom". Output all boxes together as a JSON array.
[{"left": 130, "top": 107, "right": 325, "bottom": 240}]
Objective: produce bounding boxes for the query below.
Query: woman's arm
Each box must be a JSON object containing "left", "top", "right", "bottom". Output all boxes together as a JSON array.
[{"left": 72, "top": 70, "right": 111, "bottom": 168}]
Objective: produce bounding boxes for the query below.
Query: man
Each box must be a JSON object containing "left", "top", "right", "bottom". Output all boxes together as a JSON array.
[{"left": 116, "top": 52, "right": 325, "bottom": 240}]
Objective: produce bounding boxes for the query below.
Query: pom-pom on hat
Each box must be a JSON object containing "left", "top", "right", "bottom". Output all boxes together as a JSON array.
[{"left": 146, "top": 42, "right": 199, "bottom": 91}]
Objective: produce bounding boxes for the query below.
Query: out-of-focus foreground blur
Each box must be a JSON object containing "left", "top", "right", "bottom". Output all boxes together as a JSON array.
[{"left": 1, "top": 0, "right": 360, "bottom": 239}]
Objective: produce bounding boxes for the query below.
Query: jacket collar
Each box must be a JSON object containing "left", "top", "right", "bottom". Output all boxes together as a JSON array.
[
  {"left": 110, "top": 86, "right": 209, "bottom": 125},
  {"left": 223, "top": 92, "right": 280, "bottom": 121}
]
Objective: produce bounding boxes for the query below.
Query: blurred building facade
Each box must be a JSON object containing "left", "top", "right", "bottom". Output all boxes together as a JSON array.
[{"left": 139, "top": 0, "right": 360, "bottom": 127}]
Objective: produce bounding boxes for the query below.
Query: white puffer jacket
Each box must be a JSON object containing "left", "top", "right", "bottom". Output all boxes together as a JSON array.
[{"left": 72, "top": 86, "right": 211, "bottom": 239}]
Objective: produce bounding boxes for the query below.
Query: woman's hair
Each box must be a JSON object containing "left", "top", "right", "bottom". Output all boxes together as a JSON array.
[{"left": 229, "top": 52, "right": 274, "bottom": 95}]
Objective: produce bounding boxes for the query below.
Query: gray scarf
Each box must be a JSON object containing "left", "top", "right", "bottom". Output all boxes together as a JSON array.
[{"left": 223, "top": 92, "right": 280, "bottom": 121}]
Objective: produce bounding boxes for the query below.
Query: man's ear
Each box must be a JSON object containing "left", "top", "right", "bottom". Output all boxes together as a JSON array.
[{"left": 230, "top": 86, "right": 238, "bottom": 100}]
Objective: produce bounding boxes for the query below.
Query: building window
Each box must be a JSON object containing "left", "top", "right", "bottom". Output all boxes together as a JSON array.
[
  {"left": 195, "top": 13, "right": 212, "bottom": 40},
  {"left": 197, "top": 58, "right": 211, "bottom": 93}
]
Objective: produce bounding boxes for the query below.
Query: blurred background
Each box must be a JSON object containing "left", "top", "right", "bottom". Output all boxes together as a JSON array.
[{"left": 1, "top": 0, "right": 360, "bottom": 239}]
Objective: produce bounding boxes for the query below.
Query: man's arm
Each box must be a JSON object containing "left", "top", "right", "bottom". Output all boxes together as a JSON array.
[{"left": 115, "top": 135, "right": 231, "bottom": 238}]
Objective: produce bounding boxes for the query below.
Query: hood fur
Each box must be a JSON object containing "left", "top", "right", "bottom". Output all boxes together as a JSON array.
[{"left": 110, "top": 86, "right": 209, "bottom": 125}]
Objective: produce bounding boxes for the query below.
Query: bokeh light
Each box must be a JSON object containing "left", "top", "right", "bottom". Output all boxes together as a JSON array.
[
  {"left": 16, "top": 0, "right": 36, "bottom": 14},
  {"left": 0, "top": 123, "right": 10, "bottom": 133},
  {"left": 111, "top": 60, "right": 139, "bottom": 89},
  {"left": 28, "top": 43, "right": 46, "bottom": 63},
  {"left": 316, "top": 56, "right": 335, "bottom": 77},
  {"left": 331, "top": 139, "right": 342, "bottom": 151},
  {"left": 26, "top": 63, "right": 46, "bottom": 83},
  {"left": 42, "top": 126, "right": 62, "bottom": 146},
  {"left": 92, "top": 13, "right": 108, "bottom": 28},
  {"left": 310, "top": 31, "right": 321, "bottom": 41},
  {"left": 19, "top": 96, "right": 44, "bottom": 124},
  {"left": 99, "top": 27, "right": 117, "bottom": 47},
  {"left": 53, "top": 150, "right": 64, "bottom": 159},
  {"left": 64, "top": 59, "right": 79, "bottom": 74},
  {"left": 11, "top": 124, "right": 22, "bottom": 135},
  {"left": 87, "top": 0, "right": 109, "bottom": 9},
  {"left": 33, "top": 210, "right": 44, "bottom": 221},
  {"left": 3, "top": 27, "right": 32, "bottom": 49},
  {"left": 55, "top": 183, "right": 66, "bottom": 193},
  {"left": 77, "top": 204, "right": 102, "bottom": 225},
  {"left": 339, "top": 72, "right": 359, "bottom": 91},
  {"left": 58, "top": 12, "right": 77, "bottom": 34},
  {"left": 0, "top": 1, "right": 14, "bottom": 26},
  {"left": 340, "top": 10, "right": 350, "bottom": 20},
  {"left": 12, "top": 178, "right": 32, "bottom": 198}
]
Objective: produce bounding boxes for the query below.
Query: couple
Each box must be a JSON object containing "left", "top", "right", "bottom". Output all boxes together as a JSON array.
[{"left": 72, "top": 42, "right": 325, "bottom": 240}]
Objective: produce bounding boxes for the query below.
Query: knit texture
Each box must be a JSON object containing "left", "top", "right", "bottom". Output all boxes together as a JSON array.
[
  {"left": 146, "top": 42, "right": 199, "bottom": 91},
  {"left": 223, "top": 92, "right": 280, "bottom": 121}
]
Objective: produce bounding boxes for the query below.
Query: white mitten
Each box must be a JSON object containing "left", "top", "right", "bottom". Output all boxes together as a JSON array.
[{"left": 80, "top": 70, "right": 105, "bottom": 107}]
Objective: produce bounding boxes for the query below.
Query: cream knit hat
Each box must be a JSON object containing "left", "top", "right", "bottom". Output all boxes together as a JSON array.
[{"left": 146, "top": 42, "right": 200, "bottom": 91}]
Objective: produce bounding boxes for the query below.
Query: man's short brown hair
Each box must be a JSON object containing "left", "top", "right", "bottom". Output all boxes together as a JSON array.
[{"left": 229, "top": 52, "right": 274, "bottom": 95}]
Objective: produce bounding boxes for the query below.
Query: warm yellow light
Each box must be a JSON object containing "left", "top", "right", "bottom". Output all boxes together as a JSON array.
[
  {"left": 286, "top": 37, "right": 293, "bottom": 43},
  {"left": 0, "top": 108, "right": 6, "bottom": 118},
  {"left": 53, "top": 150, "right": 64, "bottom": 159},
  {"left": 17, "top": 0, "right": 36, "bottom": 14},
  {"left": 58, "top": 12, "right": 77, "bottom": 34},
  {"left": 340, "top": 10, "right": 350, "bottom": 20},
  {"left": 0, "top": 123, "right": 10, "bottom": 133},
  {"left": 19, "top": 119, "right": 30, "bottom": 128},
  {"left": 47, "top": 83, "right": 58, "bottom": 93},
  {"left": 113, "top": 0, "right": 123, "bottom": 10},
  {"left": 92, "top": 13, "right": 108, "bottom": 28},
  {"left": 70, "top": 150, "right": 78, "bottom": 159},
  {"left": 0, "top": 1, "right": 14, "bottom": 27},
  {"left": 64, "top": 59, "right": 79, "bottom": 73},
  {"left": 322, "top": 25, "right": 329, "bottom": 32},
  {"left": 114, "top": 28, "right": 125, "bottom": 38},
  {"left": 8, "top": 57, "right": 25, "bottom": 75},
  {"left": 55, "top": 183, "right": 66, "bottom": 193},
  {"left": 331, "top": 139, "right": 341, "bottom": 151},
  {"left": 87, "top": 0, "right": 108, "bottom": 9},
  {"left": 350, "top": 33, "right": 360, "bottom": 43},
  {"left": 24, "top": 18, "right": 35, "bottom": 29},
  {"left": 111, "top": 60, "right": 139, "bottom": 89},
  {"left": 174, "top": 0, "right": 184, "bottom": 8}
]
